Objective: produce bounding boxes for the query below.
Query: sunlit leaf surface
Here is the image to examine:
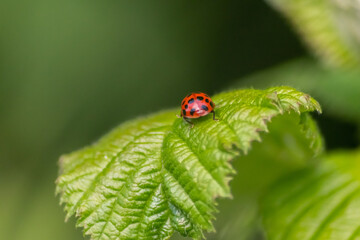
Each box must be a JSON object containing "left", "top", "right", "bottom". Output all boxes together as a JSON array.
[
  {"left": 237, "top": 58, "right": 360, "bottom": 122},
  {"left": 56, "top": 87, "right": 321, "bottom": 240}
]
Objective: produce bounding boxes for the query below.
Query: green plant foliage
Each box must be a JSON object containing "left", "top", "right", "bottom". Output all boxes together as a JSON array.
[
  {"left": 262, "top": 149, "right": 360, "bottom": 240},
  {"left": 211, "top": 113, "right": 323, "bottom": 240},
  {"left": 56, "top": 87, "right": 321, "bottom": 240},
  {"left": 330, "top": 0, "right": 360, "bottom": 58},
  {"left": 237, "top": 58, "right": 360, "bottom": 122},
  {"left": 266, "top": 0, "right": 360, "bottom": 68}
]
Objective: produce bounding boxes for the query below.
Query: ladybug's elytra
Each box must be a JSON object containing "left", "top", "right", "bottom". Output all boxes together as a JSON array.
[{"left": 179, "top": 92, "right": 218, "bottom": 128}]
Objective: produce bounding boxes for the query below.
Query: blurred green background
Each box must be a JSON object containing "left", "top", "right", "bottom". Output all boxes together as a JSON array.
[{"left": 1, "top": 0, "right": 359, "bottom": 240}]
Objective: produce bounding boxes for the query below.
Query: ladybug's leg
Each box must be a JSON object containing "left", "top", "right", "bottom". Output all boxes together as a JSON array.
[
  {"left": 212, "top": 111, "right": 219, "bottom": 121},
  {"left": 183, "top": 117, "right": 194, "bottom": 128},
  {"left": 176, "top": 111, "right": 183, "bottom": 118}
]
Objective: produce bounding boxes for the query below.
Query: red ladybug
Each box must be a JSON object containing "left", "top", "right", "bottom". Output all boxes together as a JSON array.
[{"left": 179, "top": 92, "right": 218, "bottom": 127}]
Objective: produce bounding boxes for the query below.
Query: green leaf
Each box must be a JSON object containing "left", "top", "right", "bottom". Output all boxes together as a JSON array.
[
  {"left": 211, "top": 112, "right": 323, "bottom": 240},
  {"left": 330, "top": 1, "right": 360, "bottom": 56},
  {"left": 237, "top": 58, "right": 360, "bottom": 122},
  {"left": 56, "top": 87, "right": 321, "bottom": 240},
  {"left": 266, "top": 0, "right": 360, "bottom": 68},
  {"left": 261, "top": 149, "right": 360, "bottom": 240}
]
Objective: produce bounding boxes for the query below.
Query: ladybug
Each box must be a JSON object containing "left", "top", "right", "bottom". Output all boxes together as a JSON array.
[{"left": 178, "top": 92, "right": 218, "bottom": 128}]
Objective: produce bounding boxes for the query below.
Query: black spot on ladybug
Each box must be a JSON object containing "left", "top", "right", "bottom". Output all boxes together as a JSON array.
[
  {"left": 201, "top": 105, "right": 209, "bottom": 111},
  {"left": 185, "top": 104, "right": 188, "bottom": 109},
  {"left": 182, "top": 100, "right": 185, "bottom": 105},
  {"left": 182, "top": 109, "right": 186, "bottom": 116},
  {"left": 210, "top": 101, "right": 214, "bottom": 107},
  {"left": 205, "top": 98, "right": 209, "bottom": 103},
  {"left": 197, "top": 96, "right": 204, "bottom": 101},
  {"left": 188, "top": 98, "right": 194, "bottom": 104},
  {"left": 190, "top": 108, "right": 196, "bottom": 116}
]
